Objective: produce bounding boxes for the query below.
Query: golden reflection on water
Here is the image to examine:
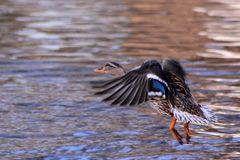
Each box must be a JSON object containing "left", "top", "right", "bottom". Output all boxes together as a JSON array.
[{"left": 121, "top": 0, "right": 208, "bottom": 59}]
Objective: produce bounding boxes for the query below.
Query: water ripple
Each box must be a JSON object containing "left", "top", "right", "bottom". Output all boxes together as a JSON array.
[{"left": 0, "top": 0, "right": 239, "bottom": 159}]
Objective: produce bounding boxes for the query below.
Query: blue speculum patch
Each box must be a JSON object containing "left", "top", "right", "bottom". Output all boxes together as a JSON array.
[{"left": 150, "top": 79, "right": 166, "bottom": 94}]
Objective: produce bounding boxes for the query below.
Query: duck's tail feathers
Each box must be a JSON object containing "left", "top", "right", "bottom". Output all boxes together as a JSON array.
[
  {"left": 201, "top": 104, "right": 218, "bottom": 123},
  {"left": 172, "top": 105, "right": 218, "bottom": 125}
]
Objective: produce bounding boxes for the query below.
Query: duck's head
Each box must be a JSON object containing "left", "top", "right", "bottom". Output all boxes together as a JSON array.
[{"left": 94, "top": 62, "right": 125, "bottom": 76}]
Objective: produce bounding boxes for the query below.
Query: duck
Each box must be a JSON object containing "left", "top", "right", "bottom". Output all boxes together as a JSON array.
[{"left": 94, "top": 59, "right": 217, "bottom": 144}]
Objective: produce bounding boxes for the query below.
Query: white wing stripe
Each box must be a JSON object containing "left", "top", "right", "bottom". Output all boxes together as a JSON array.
[
  {"left": 148, "top": 91, "right": 163, "bottom": 97},
  {"left": 146, "top": 73, "right": 169, "bottom": 87}
]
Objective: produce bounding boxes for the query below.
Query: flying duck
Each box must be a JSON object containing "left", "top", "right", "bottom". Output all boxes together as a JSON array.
[{"left": 94, "top": 59, "right": 217, "bottom": 144}]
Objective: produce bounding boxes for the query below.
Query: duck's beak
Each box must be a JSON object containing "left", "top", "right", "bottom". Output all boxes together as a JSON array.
[{"left": 94, "top": 67, "right": 109, "bottom": 74}]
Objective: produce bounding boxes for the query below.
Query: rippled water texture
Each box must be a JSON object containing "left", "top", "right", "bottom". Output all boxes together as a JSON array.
[{"left": 0, "top": 0, "right": 239, "bottom": 159}]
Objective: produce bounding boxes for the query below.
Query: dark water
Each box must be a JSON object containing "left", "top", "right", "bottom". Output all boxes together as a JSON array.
[{"left": 0, "top": 0, "right": 239, "bottom": 159}]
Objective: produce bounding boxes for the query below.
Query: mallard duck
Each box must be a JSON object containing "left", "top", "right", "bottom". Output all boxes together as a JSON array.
[{"left": 94, "top": 59, "right": 217, "bottom": 144}]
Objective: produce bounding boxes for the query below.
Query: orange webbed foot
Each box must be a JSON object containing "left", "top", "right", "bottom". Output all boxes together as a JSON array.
[
  {"left": 169, "top": 127, "right": 183, "bottom": 145},
  {"left": 184, "top": 122, "right": 191, "bottom": 144},
  {"left": 169, "top": 117, "right": 183, "bottom": 145}
]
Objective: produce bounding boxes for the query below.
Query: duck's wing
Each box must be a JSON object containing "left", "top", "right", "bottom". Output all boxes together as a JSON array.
[
  {"left": 162, "top": 59, "right": 217, "bottom": 125},
  {"left": 95, "top": 60, "right": 169, "bottom": 106},
  {"left": 162, "top": 59, "right": 191, "bottom": 97}
]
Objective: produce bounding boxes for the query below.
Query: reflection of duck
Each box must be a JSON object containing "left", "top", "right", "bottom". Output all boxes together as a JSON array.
[{"left": 94, "top": 59, "right": 217, "bottom": 144}]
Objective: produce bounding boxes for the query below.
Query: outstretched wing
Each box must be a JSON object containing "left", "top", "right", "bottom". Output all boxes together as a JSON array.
[
  {"left": 162, "top": 59, "right": 217, "bottom": 125},
  {"left": 95, "top": 60, "right": 169, "bottom": 106},
  {"left": 162, "top": 59, "right": 191, "bottom": 97}
]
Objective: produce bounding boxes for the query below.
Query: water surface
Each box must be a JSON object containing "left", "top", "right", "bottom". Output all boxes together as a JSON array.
[{"left": 0, "top": 0, "right": 239, "bottom": 159}]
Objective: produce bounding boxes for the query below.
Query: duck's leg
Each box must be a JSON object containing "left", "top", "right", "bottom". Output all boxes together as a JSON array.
[
  {"left": 169, "top": 116, "right": 183, "bottom": 144},
  {"left": 184, "top": 122, "right": 191, "bottom": 144}
]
